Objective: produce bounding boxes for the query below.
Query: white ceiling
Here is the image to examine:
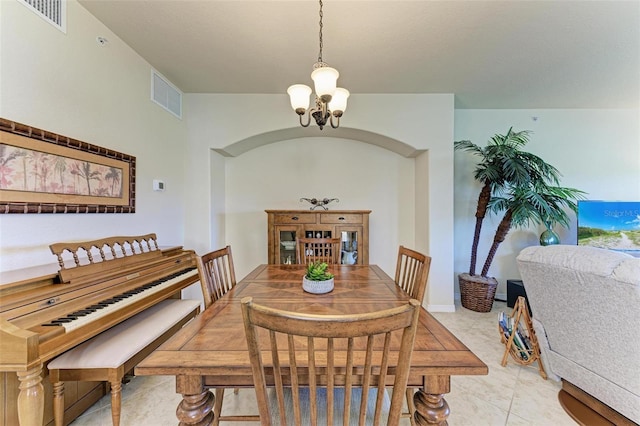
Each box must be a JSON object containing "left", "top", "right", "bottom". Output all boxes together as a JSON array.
[{"left": 78, "top": 0, "right": 640, "bottom": 109}]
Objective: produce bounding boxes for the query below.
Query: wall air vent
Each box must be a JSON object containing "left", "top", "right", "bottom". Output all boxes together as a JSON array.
[
  {"left": 151, "top": 70, "right": 183, "bottom": 119},
  {"left": 17, "top": 0, "right": 66, "bottom": 33}
]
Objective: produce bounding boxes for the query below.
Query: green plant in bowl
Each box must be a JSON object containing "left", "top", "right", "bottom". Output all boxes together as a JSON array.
[
  {"left": 303, "top": 262, "right": 335, "bottom": 294},
  {"left": 305, "top": 261, "right": 334, "bottom": 281}
]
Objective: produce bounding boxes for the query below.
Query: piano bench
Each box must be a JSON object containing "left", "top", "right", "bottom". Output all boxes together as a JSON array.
[{"left": 48, "top": 298, "right": 201, "bottom": 426}]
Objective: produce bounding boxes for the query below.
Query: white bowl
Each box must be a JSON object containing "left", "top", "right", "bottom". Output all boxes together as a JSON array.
[
  {"left": 281, "top": 241, "right": 296, "bottom": 250},
  {"left": 302, "top": 277, "right": 334, "bottom": 294}
]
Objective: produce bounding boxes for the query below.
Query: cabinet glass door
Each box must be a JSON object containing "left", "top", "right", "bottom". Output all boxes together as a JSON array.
[
  {"left": 277, "top": 227, "right": 298, "bottom": 264},
  {"left": 339, "top": 229, "right": 360, "bottom": 265}
]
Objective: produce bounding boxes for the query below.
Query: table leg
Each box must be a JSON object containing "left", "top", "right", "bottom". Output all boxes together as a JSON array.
[
  {"left": 413, "top": 375, "right": 451, "bottom": 425},
  {"left": 16, "top": 365, "right": 44, "bottom": 426},
  {"left": 176, "top": 375, "right": 215, "bottom": 426}
]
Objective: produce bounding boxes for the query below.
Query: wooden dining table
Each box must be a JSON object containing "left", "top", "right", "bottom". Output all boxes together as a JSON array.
[{"left": 135, "top": 264, "right": 488, "bottom": 425}]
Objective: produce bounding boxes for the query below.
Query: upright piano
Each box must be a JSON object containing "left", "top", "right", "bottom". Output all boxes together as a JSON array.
[{"left": 0, "top": 234, "right": 200, "bottom": 426}]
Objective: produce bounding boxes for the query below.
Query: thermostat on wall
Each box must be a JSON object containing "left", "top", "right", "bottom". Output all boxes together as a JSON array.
[{"left": 153, "top": 179, "right": 165, "bottom": 191}]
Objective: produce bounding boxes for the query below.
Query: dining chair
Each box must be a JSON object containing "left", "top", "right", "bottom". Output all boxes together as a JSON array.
[
  {"left": 394, "top": 245, "right": 432, "bottom": 426},
  {"left": 395, "top": 245, "right": 432, "bottom": 305},
  {"left": 198, "top": 245, "right": 238, "bottom": 308},
  {"left": 197, "top": 246, "right": 260, "bottom": 424},
  {"left": 241, "top": 296, "right": 421, "bottom": 425},
  {"left": 296, "top": 237, "right": 341, "bottom": 264}
]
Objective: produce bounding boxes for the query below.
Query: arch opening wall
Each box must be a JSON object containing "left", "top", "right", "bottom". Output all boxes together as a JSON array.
[
  {"left": 224, "top": 136, "right": 415, "bottom": 279},
  {"left": 185, "top": 93, "right": 455, "bottom": 311}
]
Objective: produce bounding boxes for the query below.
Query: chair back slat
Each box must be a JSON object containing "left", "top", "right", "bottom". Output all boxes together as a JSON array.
[
  {"left": 327, "top": 338, "right": 335, "bottom": 425},
  {"left": 344, "top": 337, "right": 354, "bottom": 425},
  {"left": 241, "top": 297, "right": 421, "bottom": 426},
  {"left": 307, "top": 336, "right": 317, "bottom": 425},
  {"left": 197, "top": 245, "right": 236, "bottom": 308},
  {"left": 296, "top": 237, "right": 341, "bottom": 264},
  {"left": 358, "top": 334, "right": 373, "bottom": 425},
  {"left": 373, "top": 332, "right": 392, "bottom": 424},
  {"left": 394, "top": 246, "right": 432, "bottom": 303}
]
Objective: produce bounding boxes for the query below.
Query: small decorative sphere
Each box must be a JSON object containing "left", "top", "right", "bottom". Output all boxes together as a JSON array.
[{"left": 540, "top": 229, "right": 560, "bottom": 246}]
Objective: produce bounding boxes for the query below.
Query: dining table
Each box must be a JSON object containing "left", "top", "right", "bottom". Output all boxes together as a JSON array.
[{"left": 135, "top": 264, "right": 488, "bottom": 425}]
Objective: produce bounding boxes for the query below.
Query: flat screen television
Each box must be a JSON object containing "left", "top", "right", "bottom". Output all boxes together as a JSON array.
[{"left": 577, "top": 200, "right": 640, "bottom": 256}]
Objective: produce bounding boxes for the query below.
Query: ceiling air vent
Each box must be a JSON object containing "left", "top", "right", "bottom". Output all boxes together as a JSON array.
[
  {"left": 17, "top": 0, "right": 66, "bottom": 32},
  {"left": 151, "top": 70, "right": 182, "bottom": 119}
]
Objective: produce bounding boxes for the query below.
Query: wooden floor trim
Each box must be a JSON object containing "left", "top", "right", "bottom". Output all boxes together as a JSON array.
[{"left": 559, "top": 380, "right": 636, "bottom": 426}]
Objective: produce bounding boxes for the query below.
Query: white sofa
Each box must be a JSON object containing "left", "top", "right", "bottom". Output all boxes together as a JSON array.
[{"left": 516, "top": 245, "right": 640, "bottom": 424}]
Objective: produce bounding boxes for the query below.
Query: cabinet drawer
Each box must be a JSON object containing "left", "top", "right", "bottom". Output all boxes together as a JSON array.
[
  {"left": 320, "top": 213, "right": 362, "bottom": 224},
  {"left": 273, "top": 213, "right": 316, "bottom": 224}
]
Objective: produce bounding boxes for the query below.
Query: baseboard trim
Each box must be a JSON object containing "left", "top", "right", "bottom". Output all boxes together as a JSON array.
[{"left": 426, "top": 304, "right": 456, "bottom": 313}]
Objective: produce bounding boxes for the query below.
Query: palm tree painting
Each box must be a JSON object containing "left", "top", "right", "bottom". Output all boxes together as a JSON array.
[
  {"left": 0, "top": 144, "right": 18, "bottom": 189},
  {"left": 0, "top": 143, "right": 123, "bottom": 197},
  {"left": 53, "top": 155, "right": 66, "bottom": 193},
  {"left": 0, "top": 119, "right": 135, "bottom": 214},
  {"left": 105, "top": 167, "right": 122, "bottom": 197},
  {"left": 78, "top": 161, "right": 102, "bottom": 195}
]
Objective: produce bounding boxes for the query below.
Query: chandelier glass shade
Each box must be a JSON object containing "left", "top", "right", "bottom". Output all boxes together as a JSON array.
[{"left": 287, "top": 0, "right": 349, "bottom": 130}]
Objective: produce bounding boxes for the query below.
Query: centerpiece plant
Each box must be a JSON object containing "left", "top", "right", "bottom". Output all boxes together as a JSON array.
[
  {"left": 305, "top": 261, "right": 334, "bottom": 281},
  {"left": 303, "top": 261, "right": 335, "bottom": 294},
  {"left": 455, "top": 128, "right": 585, "bottom": 312}
]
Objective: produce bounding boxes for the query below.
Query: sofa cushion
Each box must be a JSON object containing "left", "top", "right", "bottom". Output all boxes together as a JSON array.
[{"left": 516, "top": 244, "right": 637, "bottom": 279}]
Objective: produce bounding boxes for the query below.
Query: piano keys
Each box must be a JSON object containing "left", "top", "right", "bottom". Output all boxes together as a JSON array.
[
  {"left": 42, "top": 267, "right": 197, "bottom": 332},
  {"left": 0, "top": 234, "right": 200, "bottom": 426}
]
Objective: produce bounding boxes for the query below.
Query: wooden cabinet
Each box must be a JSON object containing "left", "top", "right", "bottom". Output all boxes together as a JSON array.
[{"left": 266, "top": 210, "right": 371, "bottom": 265}]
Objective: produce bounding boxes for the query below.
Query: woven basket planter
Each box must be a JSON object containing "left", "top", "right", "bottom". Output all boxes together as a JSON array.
[{"left": 459, "top": 273, "right": 498, "bottom": 312}]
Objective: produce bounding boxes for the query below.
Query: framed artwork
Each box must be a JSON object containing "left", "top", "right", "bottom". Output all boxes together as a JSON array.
[
  {"left": 577, "top": 200, "right": 640, "bottom": 255},
  {"left": 0, "top": 118, "right": 136, "bottom": 213}
]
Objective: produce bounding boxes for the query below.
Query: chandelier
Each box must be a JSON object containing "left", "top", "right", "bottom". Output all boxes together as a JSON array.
[{"left": 287, "top": 0, "right": 349, "bottom": 130}]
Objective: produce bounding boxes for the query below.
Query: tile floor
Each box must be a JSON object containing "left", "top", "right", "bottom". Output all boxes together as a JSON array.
[{"left": 70, "top": 301, "right": 576, "bottom": 425}]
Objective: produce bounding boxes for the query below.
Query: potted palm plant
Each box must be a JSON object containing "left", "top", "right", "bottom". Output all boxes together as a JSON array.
[
  {"left": 455, "top": 128, "right": 585, "bottom": 312},
  {"left": 302, "top": 261, "right": 335, "bottom": 294}
]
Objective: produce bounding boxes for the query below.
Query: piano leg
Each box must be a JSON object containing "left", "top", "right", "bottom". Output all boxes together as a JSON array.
[{"left": 16, "top": 365, "right": 44, "bottom": 426}]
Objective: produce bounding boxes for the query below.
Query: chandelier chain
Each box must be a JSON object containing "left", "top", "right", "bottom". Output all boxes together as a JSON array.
[{"left": 318, "top": 0, "right": 323, "bottom": 63}]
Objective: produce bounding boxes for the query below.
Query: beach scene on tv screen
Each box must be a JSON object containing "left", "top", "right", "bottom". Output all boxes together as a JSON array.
[{"left": 578, "top": 201, "right": 640, "bottom": 254}]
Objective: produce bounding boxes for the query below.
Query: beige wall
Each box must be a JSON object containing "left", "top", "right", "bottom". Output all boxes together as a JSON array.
[
  {"left": 224, "top": 136, "right": 415, "bottom": 279},
  {"left": 184, "top": 93, "right": 457, "bottom": 311},
  {"left": 0, "top": 1, "right": 189, "bottom": 271}
]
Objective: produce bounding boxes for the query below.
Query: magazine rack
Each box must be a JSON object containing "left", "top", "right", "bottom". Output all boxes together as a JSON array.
[{"left": 498, "top": 296, "right": 547, "bottom": 379}]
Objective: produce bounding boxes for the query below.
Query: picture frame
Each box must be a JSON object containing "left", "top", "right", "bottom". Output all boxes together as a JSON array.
[
  {"left": 577, "top": 200, "right": 640, "bottom": 255},
  {"left": 0, "top": 118, "right": 136, "bottom": 213}
]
